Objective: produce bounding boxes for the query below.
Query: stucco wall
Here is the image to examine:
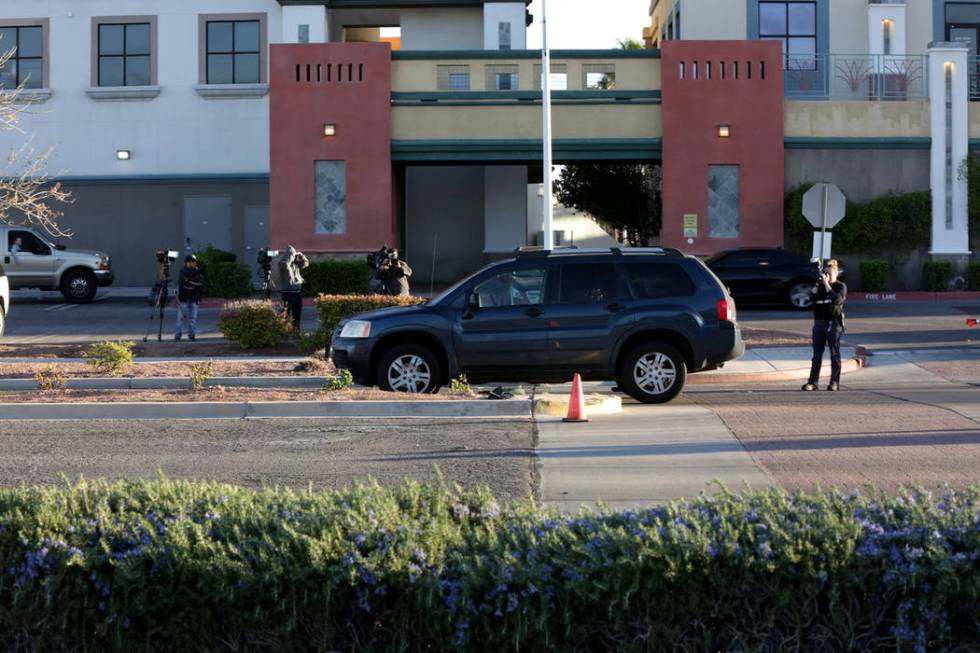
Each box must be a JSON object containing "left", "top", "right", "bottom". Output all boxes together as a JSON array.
[
  {"left": 785, "top": 149, "right": 930, "bottom": 203},
  {"left": 679, "top": 0, "right": 747, "bottom": 40},
  {"left": 400, "top": 9, "right": 484, "bottom": 51},
  {"left": 405, "top": 166, "right": 485, "bottom": 283},
  {"left": 785, "top": 101, "right": 930, "bottom": 138}
]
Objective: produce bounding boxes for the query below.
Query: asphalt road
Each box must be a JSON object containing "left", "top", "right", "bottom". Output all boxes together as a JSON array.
[
  {"left": 4, "top": 290, "right": 978, "bottom": 351},
  {"left": 738, "top": 300, "right": 980, "bottom": 351},
  {"left": 0, "top": 417, "right": 536, "bottom": 501}
]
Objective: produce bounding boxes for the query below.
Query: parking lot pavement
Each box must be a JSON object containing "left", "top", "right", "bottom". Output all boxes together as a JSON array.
[
  {"left": 1, "top": 295, "right": 320, "bottom": 344},
  {"left": 684, "top": 357, "right": 980, "bottom": 493},
  {"left": 0, "top": 417, "right": 535, "bottom": 502}
]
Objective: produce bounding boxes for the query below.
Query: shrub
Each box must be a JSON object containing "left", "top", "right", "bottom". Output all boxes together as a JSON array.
[
  {"left": 34, "top": 366, "right": 66, "bottom": 391},
  {"left": 298, "top": 330, "right": 330, "bottom": 355},
  {"left": 449, "top": 374, "right": 473, "bottom": 396},
  {"left": 193, "top": 245, "right": 236, "bottom": 268},
  {"left": 923, "top": 260, "right": 953, "bottom": 292},
  {"left": 303, "top": 261, "right": 371, "bottom": 297},
  {"left": 83, "top": 341, "right": 134, "bottom": 375},
  {"left": 217, "top": 301, "right": 294, "bottom": 349},
  {"left": 202, "top": 262, "right": 253, "bottom": 299},
  {"left": 315, "top": 294, "right": 426, "bottom": 340},
  {"left": 0, "top": 480, "right": 978, "bottom": 651},
  {"left": 323, "top": 368, "right": 354, "bottom": 391},
  {"left": 969, "top": 261, "right": 980, "bottom": 291},
  {"left": 189, "top": 360, "right": 214, "bottom": 391},
  {"left": 784, "top": 185, "right": 931, "bottom": 255},
  {"left": 859, "top": 259, "right": 889, "bottom": 292}
]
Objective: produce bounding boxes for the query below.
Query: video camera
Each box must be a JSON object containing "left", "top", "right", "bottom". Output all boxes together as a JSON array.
[
  {"left": 366, "top": 245, "right": 398, "bottom": 271},
  {"left": 257, "top": 248, "right": 280, "bottom": 271},
  {"left": 155, "top": 249, "right": 180, "bottom": 279}
]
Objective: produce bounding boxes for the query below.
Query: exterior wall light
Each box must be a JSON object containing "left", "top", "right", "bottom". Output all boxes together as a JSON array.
[
  {"left": 717, "top": 124, "right": 731, "bottom": 138},
  {"left": 323, "top": 124, "right": 336, "bottom": 137},
  {"left": 945, "top": 61, "right": 954, "bottom": 74},
  {"left": 116, "top": 150, "right": 131, "bottom": 160}
]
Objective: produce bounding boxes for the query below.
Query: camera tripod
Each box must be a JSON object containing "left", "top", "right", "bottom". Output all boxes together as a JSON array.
[{"left": 142, "top": 270, "right": 186, "bottom": 343}]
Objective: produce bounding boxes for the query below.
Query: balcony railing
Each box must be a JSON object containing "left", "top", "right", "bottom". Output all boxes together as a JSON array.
[
  {"left": 969, "top": 56, "right": 980, "bottom": 100},
  {"left": 784, "top": 53, "right": 928, "bottom": 101}
]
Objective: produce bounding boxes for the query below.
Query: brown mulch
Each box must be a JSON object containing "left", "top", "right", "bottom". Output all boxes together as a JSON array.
[
  {"left": 0, "top": 341, "right": 317, "bottom": 359},
  {"left": 0, "top": 359, "right": 336, "bottom": 380},
  {"left": 0, "top": 387, "right": 474, "bottom": 403},
  {"left": 740, "top": 326, "right": 811, "bottom": 348}
]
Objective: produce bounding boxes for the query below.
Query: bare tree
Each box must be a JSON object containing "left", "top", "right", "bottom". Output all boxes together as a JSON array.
[{"left": 0, "top": 48, "right": 72, "bottom": 237}]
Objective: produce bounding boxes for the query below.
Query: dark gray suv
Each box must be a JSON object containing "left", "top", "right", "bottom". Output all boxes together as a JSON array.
[{"left": 330, "top": 247, "right": 743, "bottom": 403}]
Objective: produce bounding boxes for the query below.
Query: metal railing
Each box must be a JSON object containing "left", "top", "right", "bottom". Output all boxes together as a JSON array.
[{"left": 784, "top": 53, "right": 928, "bottom": 101}]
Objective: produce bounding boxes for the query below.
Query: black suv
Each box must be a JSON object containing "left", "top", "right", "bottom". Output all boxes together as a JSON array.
[
  {"left": 706, "top": 248, "right": 820, "bottom": 310},
  {"left": 330, "top": 248, "right": 743, "bottom": 403}
]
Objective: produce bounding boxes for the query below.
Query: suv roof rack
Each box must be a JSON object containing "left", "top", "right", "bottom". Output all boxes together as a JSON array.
[{"left": 514, "top": 246, "right": 684, "bottom": 259}]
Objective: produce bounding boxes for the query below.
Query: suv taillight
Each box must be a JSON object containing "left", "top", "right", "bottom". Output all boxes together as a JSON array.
[{"left": 717, "top": 298, "right": 736, "bottom": 322}]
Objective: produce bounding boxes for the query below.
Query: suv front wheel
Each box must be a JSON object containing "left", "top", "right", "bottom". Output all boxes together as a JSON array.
[
  {"left": 620, "top": 342, "right": 687, "bottom": 404},
  {"left": 377, "top": 343, "right": 443, "bottom": 394}
]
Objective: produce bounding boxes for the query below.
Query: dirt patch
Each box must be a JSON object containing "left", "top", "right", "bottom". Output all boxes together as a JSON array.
[
  {"left": 0, "top": 340, "right": 321, "bottom": 359},
  {"left": 0, "top": 359, "right": 336, "bottom": 380},
  {"left": 741, "top": 326, "right": 811, "bottom": 348},
  {"left": 0, "top": 387, "right": 474, "bottom": 403}
]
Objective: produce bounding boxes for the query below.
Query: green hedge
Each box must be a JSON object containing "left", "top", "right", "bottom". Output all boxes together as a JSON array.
[
  {"left": 202, "top": 262, "right": 253, "bottom": 298},
  {"left": 859, "top": 259, "right": 889, "bottom": 292},
  {"left": 785, "top": 185, "right": 931, "bottom": 255},
  {"left": 0, "top": 479, "right": 978, "bottom": 650},
  {"left": 194, "top": 245, "right": 237, "bottom": 268},
  {"left": 303, "top": 261, "right": 371, "bottom": 297},
  {"left": 315, "top": 293, "right": 425, "bottom": 337},
  {"left": 923, "top": 260, "right": 953, "bottom": 292},
  {"left": 217, "top": 300, "right": 294, "bottom": 349}
]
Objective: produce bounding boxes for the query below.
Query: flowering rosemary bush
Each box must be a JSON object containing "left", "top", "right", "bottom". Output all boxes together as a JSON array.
[{"left": 0, "top": 480, "right": 977, "bottom": 651}]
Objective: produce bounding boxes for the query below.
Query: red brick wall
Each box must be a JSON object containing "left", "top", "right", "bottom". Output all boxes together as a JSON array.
[
  {"left": 661, "top": 41, "right": 785, "bottom": 254},
  {"left": 269, "top": 43, "right": 395, "bottom": 252}
]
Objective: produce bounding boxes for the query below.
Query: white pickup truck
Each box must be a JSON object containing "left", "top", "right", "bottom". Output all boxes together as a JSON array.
[
  {"left": 1, "top": 225, "right": 114, "bottom": 303},
  {"left": 0, "top": 260, "right": 8, "bottom": 337}
]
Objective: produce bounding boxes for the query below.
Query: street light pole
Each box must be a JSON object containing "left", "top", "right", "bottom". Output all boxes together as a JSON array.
[{"left": 540, "top": 0, "right": 554, "bottom": 250}]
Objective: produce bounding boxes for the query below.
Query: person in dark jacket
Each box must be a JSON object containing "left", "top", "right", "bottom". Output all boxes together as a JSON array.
[
  {"left": 279, "top": 246, "right": 309, "bottom": 330},
  {"left": 175, "top": 254, "right": 204, "bottom": 341},
  {"left": 802, "top": 259, "right": 846, "bottom": 391}
]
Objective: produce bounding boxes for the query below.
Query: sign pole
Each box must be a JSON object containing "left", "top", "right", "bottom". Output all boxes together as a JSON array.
[
  {"left": 819, "top": 184, "right": 829, "bottom": 267},
  {"left": 541, "top": 0, "right": 554, "bottom": 250}
]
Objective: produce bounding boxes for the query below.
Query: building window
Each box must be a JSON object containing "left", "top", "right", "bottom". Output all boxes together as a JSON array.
[
  {"left": 315, "top": 161, "right": 347, "bottom": 235},
  {"left": 98, "top": 23, "right": 151, "bottom": 86},
  {"left": 708, "top": 165, "right": 740, "bottom": 238},
  {"left": 534, "top": 63, "right": 568, "bottom": 90},
  {"left": 0, "top": 25, "right": 43, "bottom": 88},
  {"left": 486, "top": 64, "right": 518, "bottom": 91},
  {"left": 498, "top": 22, "right": 511, "bottom": 50},
  {"left": 298, "top": 24, "right": 310, "bottom": 44},
  {"left": 759, "top": 1, "right": 816, "bottom": 64},
  {"left": 207, "top": 20, "right": 261, "bottom": 84},
  {"left": 584, "top": 64, "right": 615, "bottom": 89},
  {"left": 438, "top": 65, "right": 470, "bottom": 91}
]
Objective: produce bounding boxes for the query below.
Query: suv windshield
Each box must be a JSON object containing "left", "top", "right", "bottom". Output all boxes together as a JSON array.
[{"left": 428, "top": 261, "right": 502, "bottom": 306}]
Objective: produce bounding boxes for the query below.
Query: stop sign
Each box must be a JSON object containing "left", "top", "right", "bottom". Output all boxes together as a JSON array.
[{"left": 802, "top": 183, "right": 846, "bottom": 230}]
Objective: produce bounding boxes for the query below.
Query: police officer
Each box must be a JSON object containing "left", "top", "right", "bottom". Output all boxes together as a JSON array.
[{"left": 802, "top": 259, "right": 846, "bottom": 392}]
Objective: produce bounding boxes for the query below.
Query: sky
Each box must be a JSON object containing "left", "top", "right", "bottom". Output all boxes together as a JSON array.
[{"left": 524, "top": 0, "right": 650, "bottom": 50}]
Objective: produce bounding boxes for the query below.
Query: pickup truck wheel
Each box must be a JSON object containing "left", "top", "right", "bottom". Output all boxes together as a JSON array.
[
  {"left": 61, "top": 270, "right": 97, "bottom": 303},
  {"left": 377, "top": 344, "right": 443, "bottom": 394},
  {"left": 619, "top": 342, "right": 687, "bottom": 404}
]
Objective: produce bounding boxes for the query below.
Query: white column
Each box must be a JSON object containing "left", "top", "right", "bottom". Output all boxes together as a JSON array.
[
  {"left": 483, "top": 3, "right": 527, "bottom": 50},
  {"left": 928, "top": 43, "right": 971, "bottom": 255},
  {"left": 282, "top": 5, "right": 327, "bottom": 44},
  {"left": 868, "top": 3, "right": 905, "bottom": 56}
]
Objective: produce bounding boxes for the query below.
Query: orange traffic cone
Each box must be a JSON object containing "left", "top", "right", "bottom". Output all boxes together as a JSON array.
[{"left": 563, "top": 373, "right": 590, "bottom": 423}]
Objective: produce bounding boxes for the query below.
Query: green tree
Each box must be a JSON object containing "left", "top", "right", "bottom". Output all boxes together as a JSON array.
[{"left": 554, "top": 163, "right": 662, "bottom": 246}]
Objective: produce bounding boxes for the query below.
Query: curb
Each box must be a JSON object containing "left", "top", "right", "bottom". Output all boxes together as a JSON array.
[
  {"left": 535, "top": 393, "right": 623, "bottom": 417},
  {"left": 851, "top": 291, "right": 980, "bottom": 302},
  {"left": 686, "top": 357, "right": 862, "bottom": 385},
  {"left": 0, "top": 399, "right": 532, "bottom": 421}
]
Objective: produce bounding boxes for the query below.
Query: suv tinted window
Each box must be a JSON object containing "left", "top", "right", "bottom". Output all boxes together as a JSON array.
[
  {"left": 558, "top": 263, "right": 623, "bottom": 304},
  {"left": 473, "top": 267, "right": 546, "bottom": 308},
  {"left": 627, "top": 262, "right": 696, "bottom": 299}
]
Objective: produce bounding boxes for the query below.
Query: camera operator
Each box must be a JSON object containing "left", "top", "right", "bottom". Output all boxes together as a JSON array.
[
  {"left": 279, "top": 246, "right": 309, "bottom": 330},
  {"left": 175, "top": 254, "right": 204, "bottom": 341},
  {"left": 802, "top": 259, "right": 847, "bottom": 392},
  {"left": 368, "top": 246, "right": 412, "bottom": 297}
]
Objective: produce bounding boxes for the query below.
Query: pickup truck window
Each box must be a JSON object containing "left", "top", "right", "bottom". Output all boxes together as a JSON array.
[{"left": 7, "top": 230, "right": 50, "bottom": 256}]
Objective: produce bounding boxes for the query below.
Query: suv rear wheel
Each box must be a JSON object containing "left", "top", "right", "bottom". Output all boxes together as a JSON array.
[
  {"left": 619, "top": 342, "right": 687, "bottom": 404},
  {"left": 61, "top": 270, "right": 97, "bottom": 303},
  {"left": 787, "top": 279, "right": 814, "bottom": 311},
  {"left": 377, "top": 344, "right": 443, "bottom": 394}
]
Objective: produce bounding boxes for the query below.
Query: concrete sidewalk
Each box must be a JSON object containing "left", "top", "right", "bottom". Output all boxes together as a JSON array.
[{"left": 536, "top": 403, "right": 771, "bottom": 511}]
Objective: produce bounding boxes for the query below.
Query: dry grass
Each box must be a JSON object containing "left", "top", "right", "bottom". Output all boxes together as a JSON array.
[
  {"left": 0, "top": 386, "right": 468, "bottom": 403},
  {"left": 0, "top": 360, "right": 335, "bottom": 380}
]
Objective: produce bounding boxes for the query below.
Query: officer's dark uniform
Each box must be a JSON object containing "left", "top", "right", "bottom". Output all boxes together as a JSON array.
[{"left": 807, "top": 280, "right": 847, "bottom": 389}]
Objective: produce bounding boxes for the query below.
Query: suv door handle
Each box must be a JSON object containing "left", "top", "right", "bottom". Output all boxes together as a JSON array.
[
  {"left": 606, "top": 303, "right": 625, "bottom": 312},
  {"left": 525, "top": 307, "right": 543, "bottom": 318}
]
